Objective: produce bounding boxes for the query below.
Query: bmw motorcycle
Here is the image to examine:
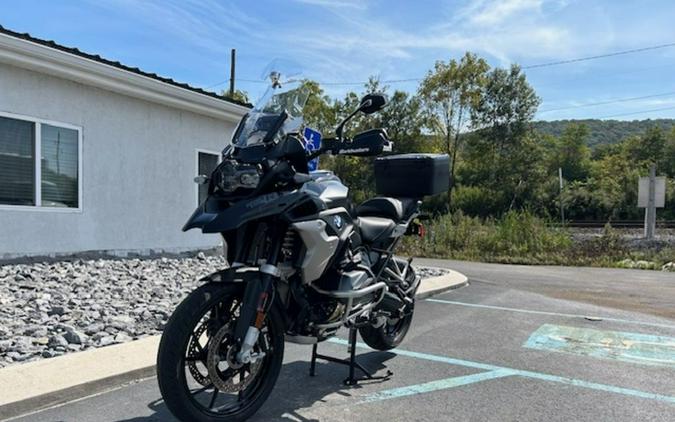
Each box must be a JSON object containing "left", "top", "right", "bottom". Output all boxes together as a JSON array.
[{"left": 157, "top": 71, "right": 449, "bottom": 421}]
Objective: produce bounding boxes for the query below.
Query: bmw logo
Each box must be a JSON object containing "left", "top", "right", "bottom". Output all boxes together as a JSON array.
[{"left": 333, "top": 215, "right": 343, "bottom": 229}]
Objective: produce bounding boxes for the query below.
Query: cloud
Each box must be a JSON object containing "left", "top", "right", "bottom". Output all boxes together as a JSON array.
[
  {"left": 464, "top": 0, "right": 543, "bottom": 26},
  {"left": 293, "top": 0, "right": 367, "bottom": 10}
]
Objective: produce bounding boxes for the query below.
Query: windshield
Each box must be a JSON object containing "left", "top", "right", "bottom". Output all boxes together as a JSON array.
[{"left": 233, "top": 78, "right": 309, "bottom": 147}]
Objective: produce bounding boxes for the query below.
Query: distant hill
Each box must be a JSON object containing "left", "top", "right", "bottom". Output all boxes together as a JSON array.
[{"left": 533, "top": 119, "right": 675, "bottom": 148}]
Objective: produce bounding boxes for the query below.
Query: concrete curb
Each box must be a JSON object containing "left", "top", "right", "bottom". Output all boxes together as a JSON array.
[{"left": 0, "top": 270, "right": 467, "bottom": 421}]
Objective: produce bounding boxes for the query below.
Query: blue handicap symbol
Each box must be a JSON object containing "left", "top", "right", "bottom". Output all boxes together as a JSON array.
[{"left": 303, "top": 127, "right": 322, "bottom": 172}]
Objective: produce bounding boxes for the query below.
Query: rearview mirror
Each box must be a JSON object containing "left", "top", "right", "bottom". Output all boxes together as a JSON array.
[{"left": 358, "top": 93, "right": 387, "bottom": 115}]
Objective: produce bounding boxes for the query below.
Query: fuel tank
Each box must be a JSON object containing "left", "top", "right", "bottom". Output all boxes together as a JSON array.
[{"left": 300, "top": 170, "right": 349, "bottom": 208}]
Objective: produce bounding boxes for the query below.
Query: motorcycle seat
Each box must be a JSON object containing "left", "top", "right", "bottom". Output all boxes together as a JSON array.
[
  {"left": 356, "top": 197, "right": 416, "bottom": 221},
  {"left": 357, "top": 216, "right": 396, "bottom": 243}
]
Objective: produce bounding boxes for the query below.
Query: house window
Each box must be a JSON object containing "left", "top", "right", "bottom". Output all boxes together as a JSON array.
[
  {"left": 0, "top": 114, "right": 81, "bottom": 210},
  {"left": 197, "top": 150, "right": 220, "bottom": 206}
]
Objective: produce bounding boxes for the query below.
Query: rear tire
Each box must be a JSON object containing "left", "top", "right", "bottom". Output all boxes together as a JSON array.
[
  {"left": 359, "top": 259, "right": 416, "bottom": 351},
  {"left": 359, "top": 310, "right": 414, "bottom": 351},
  {"left": 157, "top": 282, "right": 284, "bottom": 422}
]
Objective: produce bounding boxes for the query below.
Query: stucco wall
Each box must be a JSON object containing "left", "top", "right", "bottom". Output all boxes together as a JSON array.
[{"left": 0, "top": 62, "right": 240, "bottom": 257}]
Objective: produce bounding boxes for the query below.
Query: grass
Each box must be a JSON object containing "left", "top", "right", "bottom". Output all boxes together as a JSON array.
[{"left": 400, "top": 211, "right": 675, "bottom": 269}]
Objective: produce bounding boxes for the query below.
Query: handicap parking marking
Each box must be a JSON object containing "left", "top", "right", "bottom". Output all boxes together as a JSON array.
[
  {"left": 524, "top": 324, "right": 675, "bottom": 368},
  {"left": 327, "top": 338, "right": 675, "bottom": 405},
  {"left": 426, "top": 298, "right": 675, "bottom": 330}
]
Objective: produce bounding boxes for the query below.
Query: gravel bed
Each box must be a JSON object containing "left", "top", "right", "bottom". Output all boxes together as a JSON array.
[{"left": 0, "top": 255, "right": 447, "bottom": 368}]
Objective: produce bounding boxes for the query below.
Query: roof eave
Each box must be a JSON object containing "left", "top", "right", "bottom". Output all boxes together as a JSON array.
[{"left": 0, "top": 33, "right": 249, "bottom": 122}]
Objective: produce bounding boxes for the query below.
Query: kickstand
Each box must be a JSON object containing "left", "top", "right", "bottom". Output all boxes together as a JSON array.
[{"left": 309, "top": 327, "right": 393, "bottom": 386}]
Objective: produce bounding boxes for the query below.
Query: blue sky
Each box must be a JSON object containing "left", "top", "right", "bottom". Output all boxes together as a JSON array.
[{"left": 3, "top": 0, "right": 675, "bottom": 121}]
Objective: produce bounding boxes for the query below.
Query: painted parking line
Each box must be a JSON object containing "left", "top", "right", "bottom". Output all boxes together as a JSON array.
[
  {"left": 426, "top": 298, "right": 675, "bottom": 330},
  {"left": 360, "top": 369, "right": 515, "bottom": 403},
  {"left": 524, "top": 324, "right": 675, "bottom": 368},
  {"left": 327, "top": 338, "right": 675, "bottom": 405}
]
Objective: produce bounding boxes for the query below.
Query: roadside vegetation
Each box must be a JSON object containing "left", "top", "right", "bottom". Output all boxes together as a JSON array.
[{"left": 398, "top": 212, "right": 675, "bottom": 269}]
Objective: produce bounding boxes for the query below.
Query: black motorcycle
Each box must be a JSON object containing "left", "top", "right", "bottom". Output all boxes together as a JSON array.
[{"left": 157, "top": 71, "right": 449, "bottom": 421}]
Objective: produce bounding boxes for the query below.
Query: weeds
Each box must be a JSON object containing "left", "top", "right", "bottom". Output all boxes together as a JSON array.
[{"left": 400, "top": 212, "right": 675, "bottom": 269}]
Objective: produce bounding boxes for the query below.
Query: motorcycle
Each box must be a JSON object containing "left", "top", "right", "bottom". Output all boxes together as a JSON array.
[{"left": 157, "top": 70, "right": 449, "bottom": 421}]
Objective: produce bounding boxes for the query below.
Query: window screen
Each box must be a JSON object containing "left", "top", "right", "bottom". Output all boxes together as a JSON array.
[
  {"left": 198, "top": 152, "right": 219, "bottom": 205},
  {"left": 0, "top": 116, "right": 35, "bottom": 206},
  {"left": 41, "top": 124, "right": 79, "bottom": 208}
]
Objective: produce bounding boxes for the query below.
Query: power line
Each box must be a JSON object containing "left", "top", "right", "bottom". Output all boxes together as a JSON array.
[
  {"left": 538, "top": 91, "right": 675, "bottom": 113},
  {"left": 204, "top": 41, "right": 675, "bottom": 90},
  {"left": 523, "top": 42, "right": 675, "bottom": 70},
  {"left": 595, "top": 105, "right": 675, "bottom": 119}
]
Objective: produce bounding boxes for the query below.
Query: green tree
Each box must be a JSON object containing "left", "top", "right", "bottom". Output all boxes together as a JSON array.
[
  {"left": 419, "top": 53, "right": 489, "bottom": 208},
  {"left": 552, "top": 123, "right": 591, "bottom": 181},
  {"left": 660, "top": 127, "right": 675, "bottom": 177}
]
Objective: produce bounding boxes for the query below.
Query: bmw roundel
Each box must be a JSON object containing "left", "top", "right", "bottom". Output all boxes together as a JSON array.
[{"left": 333, "top": 215, "right": 343, "bottom": 229}]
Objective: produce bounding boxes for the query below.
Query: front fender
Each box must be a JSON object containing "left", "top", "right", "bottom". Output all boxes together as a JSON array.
[{"left": 200, "top": 266, "right": 263, "bottom": 283}]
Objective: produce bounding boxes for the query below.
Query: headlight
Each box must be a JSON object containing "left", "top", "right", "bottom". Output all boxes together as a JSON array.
[{"left": 216, "top": 160, "right": 261, "bottom": 192}]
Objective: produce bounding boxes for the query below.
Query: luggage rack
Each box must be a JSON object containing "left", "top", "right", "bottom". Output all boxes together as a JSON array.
[{"left": 309, "top": 326, "right": 393, "bottom": 386}]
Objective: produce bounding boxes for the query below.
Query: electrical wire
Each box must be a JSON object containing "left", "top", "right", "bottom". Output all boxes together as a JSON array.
[
  {"left": 595, "top": 105, "right": 675, "bottom": 119},
  {"left": 538, "top": 91, "right": 675, "bottom": 113}
]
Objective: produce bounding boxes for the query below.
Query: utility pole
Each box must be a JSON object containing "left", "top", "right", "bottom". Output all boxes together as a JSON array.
[
  {"left": 229, "top": 49, "right": 236, "bottom": 98},
  {"left": 645, "top": 163, "right": 656, "bottom": 239},
  {"left": 558, "top": 167, "right": 565, "bottom": 226}
]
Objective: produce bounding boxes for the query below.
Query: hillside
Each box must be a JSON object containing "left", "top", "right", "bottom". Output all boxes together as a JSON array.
[{"left": 533, "top": 119, "right": 675, "bottom": 148}]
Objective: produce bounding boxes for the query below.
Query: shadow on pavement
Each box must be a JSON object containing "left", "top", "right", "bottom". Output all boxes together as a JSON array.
[{"left": 116, "top": 350, "right": 396, "bottom": 422}]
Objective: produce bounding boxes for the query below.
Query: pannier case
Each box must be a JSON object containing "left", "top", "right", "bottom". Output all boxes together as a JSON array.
[{"left": 374, "top": 153, "right": 450, "bottom": 197}]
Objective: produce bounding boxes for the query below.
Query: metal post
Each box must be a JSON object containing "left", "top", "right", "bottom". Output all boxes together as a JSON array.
[
  {"left": 229, "top": 48, "right": 236, "bottom": 97},
  {"left": 558, "top": 168, "right": 565, "bottom": 226},
  {"left": 645, "top": 164, "right": 656, "bottom": 239}
]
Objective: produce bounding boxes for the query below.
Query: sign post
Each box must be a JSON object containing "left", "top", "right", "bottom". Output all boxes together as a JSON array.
[
  {"left": 637, "top": 164, "right": 666, "bottom": 239},
  {"left": 558, "top": 167, "right": 565, "bottom": 226}
]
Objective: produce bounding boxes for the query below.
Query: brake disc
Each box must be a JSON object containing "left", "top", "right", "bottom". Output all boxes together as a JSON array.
[
  {"left": 206, "top": 323, "right": 264, "bottom": 393},
  {"left": 187, "top": 322, "right": 211, "bottom": 387}
]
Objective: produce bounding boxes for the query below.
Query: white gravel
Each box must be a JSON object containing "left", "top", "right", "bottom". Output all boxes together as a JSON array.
[{"left": 0, "top": 254, "right": 445, "bottom": 368}]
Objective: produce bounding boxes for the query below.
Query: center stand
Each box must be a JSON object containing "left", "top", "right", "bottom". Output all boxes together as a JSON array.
[{"left": 309, "top": 327, "right": 393, "bottom": 386}]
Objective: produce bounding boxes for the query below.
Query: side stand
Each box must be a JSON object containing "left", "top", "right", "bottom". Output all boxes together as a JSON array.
[{"left": 309, "top": 327, "right": 393, "bottom": 386}]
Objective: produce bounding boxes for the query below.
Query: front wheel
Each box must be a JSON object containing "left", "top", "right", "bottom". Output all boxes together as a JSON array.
[{"left": 157, "top": 283, "right": 284, "bottom": 422}]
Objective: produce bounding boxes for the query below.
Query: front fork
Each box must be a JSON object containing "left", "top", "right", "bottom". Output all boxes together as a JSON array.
[{"left": 233, "top": 231, "right": 282, "bottom": 364}]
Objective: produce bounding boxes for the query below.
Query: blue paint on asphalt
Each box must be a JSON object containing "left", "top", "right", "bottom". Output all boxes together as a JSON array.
[
  {"left": 328, "top": 338, "right": 675, "bottom": 405},
  {"left": 426, "top": 298, "right": 675, "bottom": 330},
  {"left": 360, "top": 369, "right": 516, "bottom": 403},
  {"left": 524, "top": 324, "right": 675, "bottom": 368}
]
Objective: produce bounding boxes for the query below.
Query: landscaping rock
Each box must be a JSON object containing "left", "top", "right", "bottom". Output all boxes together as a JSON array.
[
  {"left": 0, "top": 254, "right": 446, "bottom": 366},
  {"left": 662, "top": 262, "right": 675, "bottom": 272}
]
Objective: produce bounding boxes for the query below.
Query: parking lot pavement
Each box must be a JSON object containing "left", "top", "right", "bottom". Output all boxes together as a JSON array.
[{"left": 12, "top": 262, "right": 675, "bottom": 422}]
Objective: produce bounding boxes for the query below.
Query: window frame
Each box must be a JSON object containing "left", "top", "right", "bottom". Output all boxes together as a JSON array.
[
  {"left": 195, "top": 148, "right": 222, "bottom": 207},
  {"left": 0, "top": 110, "right": 83, "bottom": 213}
]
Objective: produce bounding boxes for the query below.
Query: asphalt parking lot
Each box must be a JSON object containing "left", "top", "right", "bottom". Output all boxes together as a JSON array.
[{"left": 12, "top": 261, "right": 675, "bottom": 421}]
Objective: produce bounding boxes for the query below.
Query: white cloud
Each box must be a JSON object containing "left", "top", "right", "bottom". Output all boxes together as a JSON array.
[{"left": 465, "top": 0, "right": 543, "bottom": 26}]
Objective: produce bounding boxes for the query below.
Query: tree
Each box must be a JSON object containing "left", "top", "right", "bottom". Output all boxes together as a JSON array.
[
  {"left": 459, "top": 65, "right": 541, "bottom": 215},
  {"left": 418, "top": 53, "right": 489, "bottom": 208},
  {"left": 660, "top": 127, "right": 675, "bottom": 177},
  {"left": 221, "top": 89, "right": 250, "bottom": 105},
  {"left": 623, "top": 126, "right": 666, "bottom": 165},
  {"left": 552, "top": 123, "right": 591, "bottom": 181}
]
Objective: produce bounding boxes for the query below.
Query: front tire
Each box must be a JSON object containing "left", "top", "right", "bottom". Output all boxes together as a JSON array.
[{"left": 157, "top": 283, "right": 284, "bottom": 422}]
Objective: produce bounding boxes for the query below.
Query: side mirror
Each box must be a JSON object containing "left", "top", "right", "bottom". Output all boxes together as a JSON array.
[
  {"left": 358, "top": 93, "right": 388, "bottom": 115},
  {"left": 194, "top": 175, "right": 209, "bottom": 185}
]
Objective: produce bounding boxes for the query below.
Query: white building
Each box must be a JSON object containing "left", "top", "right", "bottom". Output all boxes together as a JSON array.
[{"left": 0, "top": 27, "right": 249, "bottom": 259}]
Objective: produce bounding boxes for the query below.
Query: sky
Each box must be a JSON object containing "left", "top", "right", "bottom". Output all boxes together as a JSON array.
[{"left": 3, "top": 0, "right": 675, "bottom": 121}]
